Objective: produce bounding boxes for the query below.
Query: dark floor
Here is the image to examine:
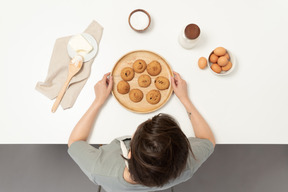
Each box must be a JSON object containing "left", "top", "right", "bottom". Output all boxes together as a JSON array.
[{"left": 0, "top": 145, "right": 287, "bottom": 192}]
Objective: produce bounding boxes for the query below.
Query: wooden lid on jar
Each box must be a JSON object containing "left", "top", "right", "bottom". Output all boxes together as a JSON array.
[{"left": 184, "top": 24, "right": 200, "bottom": 39}]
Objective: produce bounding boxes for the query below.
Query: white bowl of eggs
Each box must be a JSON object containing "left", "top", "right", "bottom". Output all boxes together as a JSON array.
[{"left": 207, "top": 47, "right": 236, "bottom": 76}]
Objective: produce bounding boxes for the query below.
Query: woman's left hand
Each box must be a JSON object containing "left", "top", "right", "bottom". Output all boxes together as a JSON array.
[{"left": 94, "top": 72, "right": 113, "bottom": 105}]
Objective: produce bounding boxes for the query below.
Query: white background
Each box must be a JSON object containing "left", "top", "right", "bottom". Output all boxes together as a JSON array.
[{"left": 1, "top": 0, "right": 288, "bottom": 144}]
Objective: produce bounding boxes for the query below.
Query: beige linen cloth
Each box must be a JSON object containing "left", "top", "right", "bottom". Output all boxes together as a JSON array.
[{"left": 35, "top": 20, "right": 103, "bottom": 110}]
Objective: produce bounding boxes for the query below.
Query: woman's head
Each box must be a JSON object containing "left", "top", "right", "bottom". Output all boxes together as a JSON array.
[{"left": 126, "top": 113, "right": 192, "bottom": 187}]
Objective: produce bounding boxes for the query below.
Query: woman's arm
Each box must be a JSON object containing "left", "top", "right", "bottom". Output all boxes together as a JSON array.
[
  {"left": 171, "top": 71, "right": 216, "bottom": 147},
  {"left": 68, "top": 72, "right": 113, "bottom": 147}
]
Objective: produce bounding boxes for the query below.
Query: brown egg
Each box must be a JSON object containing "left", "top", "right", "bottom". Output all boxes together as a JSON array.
[
  {"left": 209, "top": 54, "right": 218, "bottom": 63},
  {"left": 214, "top": 47, "right": 226, "bottom": 56},
  {"left": 211, "top": 63, "right": 222, "bottom": 73},
  {"left": 222, "top": 61, "right": 232, "bottom": 71},
  {"left": 224, "top": 53, "right": 230, "bottom": 60},
  {"left": 198, "top": 57, "right": 207, "bottom": 69},
  {"left": 217, "top": 56, "right": 229, "bottom": 67}
]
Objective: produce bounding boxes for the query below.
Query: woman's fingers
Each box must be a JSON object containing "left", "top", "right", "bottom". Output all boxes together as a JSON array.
[
  {"left": 108, "top": 75, "right": 113, "bottom": 91},
  {"left": 102, "top": 72, "right": 113, "bottom": 87},
  {"left": 102, "top": 72, "right": 113, "bottom": 91},
  {"left": 173, "top": 71, "right": 181, "bottom": 81},
  {"left": 171, "top": 76, "right": 176, "bottom": 89},
  {"left": 102, "top": 72, "right": 111, "bottom": 81}
]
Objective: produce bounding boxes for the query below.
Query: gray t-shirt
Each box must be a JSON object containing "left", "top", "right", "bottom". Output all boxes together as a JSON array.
[{"left": 68, "top": 137, "right": 214, "bottom": 192}]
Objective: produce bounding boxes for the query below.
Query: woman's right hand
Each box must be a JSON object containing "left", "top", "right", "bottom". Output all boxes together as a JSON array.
[{"left": 171, "top": 71, "right": 190, "bottom": 104}]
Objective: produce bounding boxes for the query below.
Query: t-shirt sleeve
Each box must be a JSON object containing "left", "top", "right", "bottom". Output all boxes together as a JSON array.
[
  {"left": 187, "top": 137, "right": 214, "bottom": 173},
  {"left": 68, "top": 141, "right": 101, "bottom": 183}
]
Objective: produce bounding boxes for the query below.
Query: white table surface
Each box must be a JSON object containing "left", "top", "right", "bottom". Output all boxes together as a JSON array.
[{"left": 1, "top": 0, "right": 288, "bottom": 144}]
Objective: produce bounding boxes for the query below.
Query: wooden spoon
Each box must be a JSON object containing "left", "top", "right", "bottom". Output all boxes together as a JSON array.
[{"left": 51, "top": 55, "right": 83, "bottom": 113}]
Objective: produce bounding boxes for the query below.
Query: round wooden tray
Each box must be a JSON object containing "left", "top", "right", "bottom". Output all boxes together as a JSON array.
[{"left": 112, "top": 50, "right": 173, "bottom": 113}]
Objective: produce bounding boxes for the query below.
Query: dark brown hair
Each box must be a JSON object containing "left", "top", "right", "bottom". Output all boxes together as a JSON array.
[{"left": 127, "top": 113, "right": 193, "bottom": 187}]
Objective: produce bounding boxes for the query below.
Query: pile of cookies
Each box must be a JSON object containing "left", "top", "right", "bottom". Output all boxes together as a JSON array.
[{"left": 117, "top": 59, "right": 170, "bottom": 105}]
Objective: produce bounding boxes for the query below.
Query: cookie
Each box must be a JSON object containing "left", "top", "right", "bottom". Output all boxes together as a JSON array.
[
  {"left": 129, "top": 89, "right": 143, "bottom": 103},
  {"left": 138, "top": 74, "right": 151, "bottom": 88},
  {"left": 155, "top": 76, "right": 170, "bottom": 90},
  {"left": 133, "top": 59, "right": 147, "bottom": 73},
  {"left": 121, "top": 67, "right": 135, "bottom": 81},
  {"left": 147, "top": 61, "right": 162, "bottom": 76},
  {"left": 117, "top": 80, "right": 130, "bottom": 94},
  {"left": 146, "top": 90, "right": 161, "bottom": 104}
]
